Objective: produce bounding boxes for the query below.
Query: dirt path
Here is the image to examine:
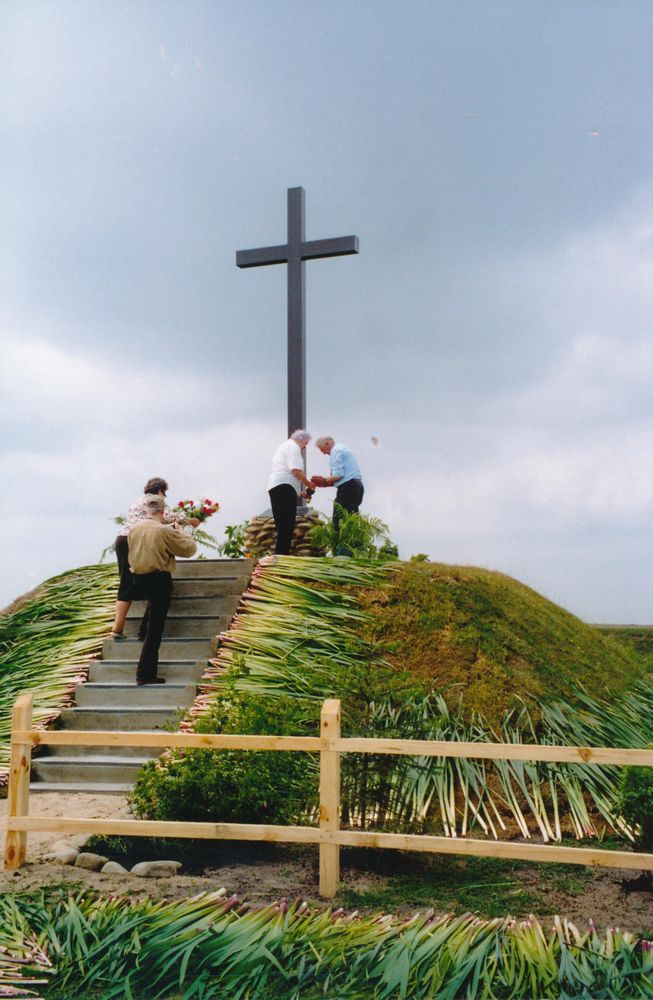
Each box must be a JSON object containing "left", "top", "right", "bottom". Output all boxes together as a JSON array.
[{"left": 1, "top": 792, "right": 651, "bottom": 932}]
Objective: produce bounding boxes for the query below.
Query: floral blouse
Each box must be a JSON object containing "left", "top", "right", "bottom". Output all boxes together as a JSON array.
[{"left": 117, "top": 495, "right": 188, "bottom": 537}]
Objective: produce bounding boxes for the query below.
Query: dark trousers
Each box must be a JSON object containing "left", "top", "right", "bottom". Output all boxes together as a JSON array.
[
  {"left": 269, "top": 484, "right": 298, "bottom": 554},
  {"left": 333, "top": 478, "right": 364, "bottom": 530},
  {"left": 115, "top": 534, "right": 133, "bottom": 600},
  {"left": 115, "top": 533, "right": 149, "bottom": 636},
  {"left": 333, "top": 479, "right": 364, "bottom": 556},
  {"left": 132, "top": 571, "right": 173, "bottom": 682}
]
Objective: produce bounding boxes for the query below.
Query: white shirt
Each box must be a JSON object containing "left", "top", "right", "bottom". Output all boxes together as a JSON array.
[{"left": 267, "top": 439, "right": 303, "bottom": 494}]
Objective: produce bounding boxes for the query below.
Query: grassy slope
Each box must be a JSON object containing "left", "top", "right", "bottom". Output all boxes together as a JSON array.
[
  {"left": 359, "top": 561, "right": 646, "bottom": 724},
  {"left": 598, "top": 625, "right": 653, "bottom": 670}
]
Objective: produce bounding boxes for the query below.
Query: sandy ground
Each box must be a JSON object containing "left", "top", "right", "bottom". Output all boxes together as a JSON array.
[
  {"left": 0, "top": 791, "right": 321, "bottom": 903},
  {"left": 1, "top": 792, "right": 652, "bottom": 933}
]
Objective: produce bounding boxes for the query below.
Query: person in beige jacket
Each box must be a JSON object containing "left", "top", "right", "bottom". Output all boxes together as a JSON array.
[{"left": 128, "top": 494, "right": 197, "bottom": 685}]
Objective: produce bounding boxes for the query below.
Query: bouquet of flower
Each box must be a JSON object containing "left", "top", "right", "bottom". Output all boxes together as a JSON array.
[{"left": 174, "top": 498, "right": 220, "bottom": 523}]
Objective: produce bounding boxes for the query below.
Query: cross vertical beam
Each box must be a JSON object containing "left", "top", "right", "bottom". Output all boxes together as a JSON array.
[
  {"left": 237, "top": 187, "right": 359, "bottom": 439},
  {"left": 287, "top": 187, "right": 306, "bottom": 435}
]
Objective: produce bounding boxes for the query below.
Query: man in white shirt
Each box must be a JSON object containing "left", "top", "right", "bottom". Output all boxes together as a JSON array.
[{"left": 267, "top": 429, "right": 315, "bottom": 554}]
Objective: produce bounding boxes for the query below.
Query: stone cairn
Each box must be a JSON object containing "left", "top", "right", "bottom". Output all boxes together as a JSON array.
[{"left": 244, "top": 509, "right": 327, "bottom": 558}]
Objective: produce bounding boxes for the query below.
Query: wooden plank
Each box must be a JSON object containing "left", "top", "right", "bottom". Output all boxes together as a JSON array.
[
  {"left": 328, "top": 830, "right": 653, "bottom": 871},
  {"left": 330, "top": 738, "right": 653, "bottom": 767},
  {"left": 5, "top": 694, "right": 33, "bottom": 870},
  {"left": 319, "top": 699, "right": 341, "bottom": 899},
  {"left": 17, "top": 729, "right": 653, "bottom": 767},
  {"left": 19, "top": 731, "right": 322, "bottom": 752},
  {"left": 7, "top": 816, "right": 322, "bottom": 844}
]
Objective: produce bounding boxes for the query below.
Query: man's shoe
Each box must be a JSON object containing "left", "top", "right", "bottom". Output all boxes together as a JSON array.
[
  {"left": 137, "top": 677, "right": 166, "bottom": 685},
  {"left": 110, "top": 632, "right": 127, "bottom": 641}
]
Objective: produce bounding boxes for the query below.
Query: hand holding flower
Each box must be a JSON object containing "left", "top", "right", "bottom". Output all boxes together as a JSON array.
[{"left": 174, "top": 498, "right": 220, "bottom": 523}]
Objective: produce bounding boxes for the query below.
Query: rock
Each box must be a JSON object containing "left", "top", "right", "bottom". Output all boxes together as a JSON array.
[
  {"left": 130, "top": 860, "right": 183, "bottom": 878},
  {"left": 75, "top": 852, "right": 109, "bottom": 871},
  {"left": 68, "top": 834, "right": 91, "bottom": 849},
  {"left": 44, "top": 849, "right": 79, "bottom": 865},
  {"left": 101, "top": 861, "right": 129, "bottom": 875},
  {"left": 50, "top": 839, "right": 78, "bottom": 853}
]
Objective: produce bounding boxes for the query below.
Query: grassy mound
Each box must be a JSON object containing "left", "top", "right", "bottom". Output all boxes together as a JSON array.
[
  {"left": 133, "top": 556, "right": 653, "bottom": 841},
  {"left": 360, "top": 562, "right": 646, "bottom": 724},
  {"left": 598, "top": 624, "right": 653, "bottom": 669}
]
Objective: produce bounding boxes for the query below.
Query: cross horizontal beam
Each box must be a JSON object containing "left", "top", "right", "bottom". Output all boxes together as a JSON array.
[{"left": 236, "top": 235, "right": 359, "bottom": 269}]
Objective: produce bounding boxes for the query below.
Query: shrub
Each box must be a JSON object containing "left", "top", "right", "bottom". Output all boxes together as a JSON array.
[
  {"left": 130, "top": 694, "right": 318, "bottom": 825},
  {"left": 310, "top": 508, "right": 396, "bottom": 559},
  {"left": 618, "top": 751, "right": 653, "bottom": 850},
  {"left": 218, "top": 521, "right": 249, "bottom": 558}
]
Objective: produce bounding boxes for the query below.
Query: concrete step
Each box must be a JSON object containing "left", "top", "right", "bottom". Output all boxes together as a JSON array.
[
  {"left": 121, "top": 615, "right": 228, "bottom": 639},
  {"left": 173, "top": 576, "right": 247, "bottom": 598},
  {"left": 60, "top": 707, "right": 179, "bottom": 730},
  {"left": 89, "top": 660, "right": 205, "bottom": 684},
  {"left": 30, "top": 782, "right": 133, "bottom": 794},
  {"left": 171, "top": 578, "right": 248, "bottom": 597},
  {"left": 44, "top": 743, "right": 161, "bottom": 760},
  {"left": 31, "top": 757, "right": 153, "bottom": 784},
  {"left": 102, "top": 637, "right": 215, "bottom": 660},
  {"left": 131, "top": 595, "right": 242, "bottom": 616},
  {"left": 174, "top": 558, "right": 254, "bottom": 579},
  {"left": 75, "top": 681, "right": 196, "bottom": 709}
]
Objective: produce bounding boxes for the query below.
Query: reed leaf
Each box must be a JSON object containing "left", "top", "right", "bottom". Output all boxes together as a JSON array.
[
  {"left": 0, "top": 564, "right": 116, "bottom": 782},
  {"left": 1, "top": 890, "right": 653, "bottom": 998}
]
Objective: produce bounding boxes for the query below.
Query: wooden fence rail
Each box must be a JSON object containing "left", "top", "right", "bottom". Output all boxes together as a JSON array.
[{"left": 5, "top": 693, "right": 653, "bottom": 897}]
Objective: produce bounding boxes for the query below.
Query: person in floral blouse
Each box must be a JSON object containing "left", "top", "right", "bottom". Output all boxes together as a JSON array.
[{"left": 109, "top": 477, "right": 199, "bottom": 640}]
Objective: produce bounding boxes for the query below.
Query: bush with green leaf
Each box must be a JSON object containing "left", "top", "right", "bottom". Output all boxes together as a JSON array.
[
  {"left": 310, "top": 507, "right": 397, "bottom": 559},
  {"left": 618, "top": 750, "right": 653, "bottom": 850},
  {"left": 218, "top": 521, "right": 249, "bottom": 558},
  {"left": 130, "top": 690, "right": 318, "bottom": 824}
]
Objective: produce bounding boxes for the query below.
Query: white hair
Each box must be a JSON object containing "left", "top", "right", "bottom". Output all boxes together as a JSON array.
[
  {"left": 144, "top": 493, "right": 165, "bottom": 513},
  {"left": 315, "top": 436, "right": 334, "bottom": 448},
  {"left": 290, "top": 429, "right": 311, "bottom": 444}
]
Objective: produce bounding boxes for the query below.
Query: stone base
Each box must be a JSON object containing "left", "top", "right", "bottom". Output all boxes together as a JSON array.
[{"left": 245, "top": 510, "right": 326, "bottom": 558}]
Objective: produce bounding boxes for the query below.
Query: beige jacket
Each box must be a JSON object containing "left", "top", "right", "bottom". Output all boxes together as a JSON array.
[{"left": 128, "top": 518, "right": 197, "bottom": 574}]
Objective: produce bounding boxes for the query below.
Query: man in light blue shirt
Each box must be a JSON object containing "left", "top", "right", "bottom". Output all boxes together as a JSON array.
[{"left": 312, "top": 437, "right": 364, "bottom": 530}]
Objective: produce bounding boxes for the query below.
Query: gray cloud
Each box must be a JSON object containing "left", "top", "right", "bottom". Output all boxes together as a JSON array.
[{"left": 4, "top": 1, "right": 653, "bottom": 621}]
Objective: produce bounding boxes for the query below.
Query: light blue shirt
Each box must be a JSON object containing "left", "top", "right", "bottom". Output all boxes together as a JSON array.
[{"left": 330, "top": 443, "right": 362, "bottom": 485}]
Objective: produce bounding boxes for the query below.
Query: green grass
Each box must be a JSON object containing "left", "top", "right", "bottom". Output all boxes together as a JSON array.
[
  {"left": 597, "top": 625, "right": 653, "bottom": 669},
  {"left": 360, "top": 561, "right": 647, "bottom": 724},
  {"left": 337, "top": 852, "right": 591, "bottom": 919},
  {"left": 44, "top": 985, "right": 133, "bottom": 1000}
]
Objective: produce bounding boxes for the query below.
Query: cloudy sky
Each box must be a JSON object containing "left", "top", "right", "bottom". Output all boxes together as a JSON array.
[{"left": 3, "top": 1, "right": 653, "bottom": 622}]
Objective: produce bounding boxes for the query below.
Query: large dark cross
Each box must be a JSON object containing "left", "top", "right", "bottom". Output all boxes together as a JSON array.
[{"left": 236, "top": 186, "right": 359, "bottom": 437}]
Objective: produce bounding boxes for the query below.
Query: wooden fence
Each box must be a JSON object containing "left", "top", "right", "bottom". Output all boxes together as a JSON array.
[{"left": 5, "top": 692, "right": 653, "bottom": 897}]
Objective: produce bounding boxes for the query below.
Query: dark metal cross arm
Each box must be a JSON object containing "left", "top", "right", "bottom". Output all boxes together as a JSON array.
[
  {"left": 236, "top": 245, "right": 289, "bottom": 268},
  {"left": 237, "top": 235, "right": 358, "bottom": 269},
  {"left": 301, "top": 235, "right": 359, "bottom": 261}
]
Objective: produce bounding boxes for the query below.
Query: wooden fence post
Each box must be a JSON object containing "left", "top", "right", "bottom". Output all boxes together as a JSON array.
[
  {"left": 5, "top": 693, "right": 33, "bottom": 870},
  {"left": 319, "top": 698, "right": 341, "bottom": 899}
]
